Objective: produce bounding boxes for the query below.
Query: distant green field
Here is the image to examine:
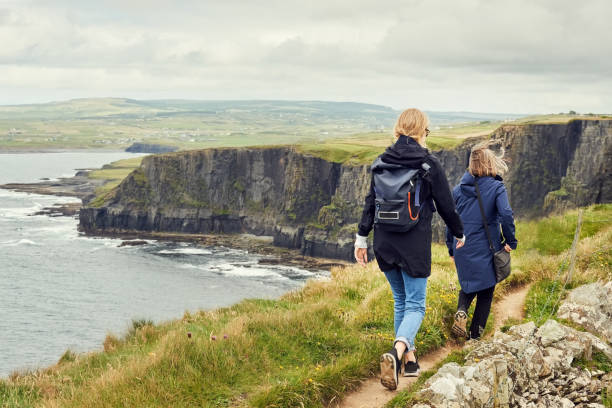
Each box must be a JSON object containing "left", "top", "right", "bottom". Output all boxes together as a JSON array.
[{"left": 0, "top": 98, "right": 398, "bottom": 151}]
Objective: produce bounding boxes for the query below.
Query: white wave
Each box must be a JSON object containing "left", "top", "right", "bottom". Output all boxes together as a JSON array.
[
  {"left": 158, "top": 248, "right": 212, "bottom": 255},
  {"left": 0, "top": 205, "right": 43, "bottom": 218},
  {"left": 209, "top": 262, "right": 287, "bottom": 279},
  {"left": 178, "top": 262, "right": 284, "bottom": 279},
  {"left": 0, "top": 239, "right": 38, "bottom": 247}
]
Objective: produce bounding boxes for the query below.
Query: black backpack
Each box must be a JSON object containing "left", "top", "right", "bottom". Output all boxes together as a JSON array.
[{"left": 371, "top": 157, "right": 431, "bottom": 232}]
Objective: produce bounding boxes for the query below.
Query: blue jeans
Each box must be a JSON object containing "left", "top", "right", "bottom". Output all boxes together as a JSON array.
[{"left": 382, "top": 267, "right": 428, "bottom": 352}]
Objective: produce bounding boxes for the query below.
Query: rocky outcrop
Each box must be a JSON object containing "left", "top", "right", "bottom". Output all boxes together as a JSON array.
[
  {"left": 80, "top": 148, "right": 374, "bottom": 260},
  {"left": 557, "top": 282, "right": 612, "bottom": 342},
  {"left": 125, "top": 143, "right": 178, "bottom": 153},
  {"left": 80, "top": 120, "right": 612, "bottom": 260},
  {"left": 493, "top": 120, "right": 612, "bottom": 216},
  {"left": 416, "top": 319, "right": 612, "bottom": 408}
]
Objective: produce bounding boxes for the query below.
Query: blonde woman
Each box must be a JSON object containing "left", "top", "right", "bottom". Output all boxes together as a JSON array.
[
  {"left": 355, "top": 108, "right": 465, "bottom": 390},
  {"left": 446, "top": 142, "right": 517, "bottom": 339}
]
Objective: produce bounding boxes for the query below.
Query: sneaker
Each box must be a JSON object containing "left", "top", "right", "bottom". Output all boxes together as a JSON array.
[
  {"left": 451, "top": 310, "right": 468, "bottom": 338},
  {"left": 380, "top": 348, "right": 401, "bottom": 390},
  {"left": 403, "top": 356, "right": 420, "bottom": 377},
  {"left": 401, "top": 353, "right": 421, "bottom": 377}
]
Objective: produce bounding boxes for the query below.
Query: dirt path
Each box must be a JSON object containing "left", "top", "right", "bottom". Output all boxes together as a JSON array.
[
  {"left": 493, "top": 284, "right": 531, "bottom": 331},
  {"left": 333, "top": 344, "right": 459, "bottom": 408},
  {"left": 334, "top": 284, "right": 531, "bottom": 408}
]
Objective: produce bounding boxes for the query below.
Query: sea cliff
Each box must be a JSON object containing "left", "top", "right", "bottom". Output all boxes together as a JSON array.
[{"left": 80, "top": 120, "right": 612, "bottom": 260}]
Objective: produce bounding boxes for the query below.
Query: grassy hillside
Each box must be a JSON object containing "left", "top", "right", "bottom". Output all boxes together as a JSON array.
[
  {"left": 0, "top": 99, "right": 398, "bottom": 151},
  {"left": 0, "top": 98, "right": 535, "bottom": 151},
  {"left": 2, "top": 204, "right": 610, "bottom": 407},
  {"left": 295, "top": 132, "right": 466, "bottom": 166}
]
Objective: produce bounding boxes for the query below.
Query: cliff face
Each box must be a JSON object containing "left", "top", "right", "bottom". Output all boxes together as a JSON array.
[
  {"left": 80, "top": 147, "right": 372, "bottom": 259},
  {"left": 80, "top": 120, "right": 612, "bottom": 260}
]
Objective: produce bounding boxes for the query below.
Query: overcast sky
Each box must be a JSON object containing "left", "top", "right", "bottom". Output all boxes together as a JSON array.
[{"left": 1, "top": 0, "right": 610, "bottom": 113}]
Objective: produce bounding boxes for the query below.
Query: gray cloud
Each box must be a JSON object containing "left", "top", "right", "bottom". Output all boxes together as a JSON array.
[{"left": 0, "top": 0, "right": 610, "bottom": 113}]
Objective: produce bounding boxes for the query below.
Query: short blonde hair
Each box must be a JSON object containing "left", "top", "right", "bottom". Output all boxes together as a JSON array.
[
  {"left": 469, "top": 141, "right": 509, "bottom": 177},
  {"left": 393, "top": 108, "right": 429, "bottom": 147}
]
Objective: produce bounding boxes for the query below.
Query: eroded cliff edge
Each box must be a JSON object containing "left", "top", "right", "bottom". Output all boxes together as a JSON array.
[{"left": 80, "top": 120, "right": 612, "bottom": 260}]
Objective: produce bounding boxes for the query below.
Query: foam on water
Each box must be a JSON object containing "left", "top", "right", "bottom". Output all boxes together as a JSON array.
[
  {"left": 0, "top": 238, "right": 38, "bottom": 247},
  {"left": 157, "top": 248, "right": 213, "bottom": 255},
  {"left": 208, "top": 262, "right": 287, "bottom": 279}
]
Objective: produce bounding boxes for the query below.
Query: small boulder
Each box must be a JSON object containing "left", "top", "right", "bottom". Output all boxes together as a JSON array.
[
  {"left": 536, "top": 319, "right": 568, "bottom": 347},
  {"left": 557, "top": 282, "right": 612, "bottom": 342}
]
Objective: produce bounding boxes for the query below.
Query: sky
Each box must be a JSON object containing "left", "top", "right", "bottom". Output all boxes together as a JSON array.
[{"left": 0, "top": 0, "right": 610, "bottom": 114}]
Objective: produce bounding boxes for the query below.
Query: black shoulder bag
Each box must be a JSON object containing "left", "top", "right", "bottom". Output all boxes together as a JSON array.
[{"left": 474, "top": 179, "right": 511, "bottom": 283}]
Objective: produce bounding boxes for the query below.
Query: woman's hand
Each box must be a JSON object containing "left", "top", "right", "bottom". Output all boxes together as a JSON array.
[
  {"left": 450, "top": 256, "right": 454, "bottom": 261},
  {"left": 354, "top": 247, "right": 368, "bottom": 267},
  {"left": 504, "top": 244, "right": 512, "bottom": 253},
  {"left": 455, "top": 235, "right": 466, "bottom": 249}
]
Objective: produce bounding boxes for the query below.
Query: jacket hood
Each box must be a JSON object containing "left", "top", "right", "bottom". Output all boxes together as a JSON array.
[
  {"left": 378, "top": 135, "right": 428, "bottom": 168},
  {"left": 459, "top": 172, "right": 477, "bottom": 197},
  {"left": 459, "top": 171, "right": 503, "bottom": 197}
]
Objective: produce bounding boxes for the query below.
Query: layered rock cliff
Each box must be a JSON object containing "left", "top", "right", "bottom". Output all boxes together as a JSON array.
[{"left": 80, "top": 120, "right": 612, "bottom": 260}]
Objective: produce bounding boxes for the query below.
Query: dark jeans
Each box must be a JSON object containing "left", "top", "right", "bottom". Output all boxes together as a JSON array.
[{"left": 457, "top": 286, "right": 495, "bottom": 339}]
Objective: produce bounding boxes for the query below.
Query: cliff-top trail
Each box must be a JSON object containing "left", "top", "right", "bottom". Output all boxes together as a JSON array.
[{"left": 334, "top": 284, "right": 530, "bottom": 408}]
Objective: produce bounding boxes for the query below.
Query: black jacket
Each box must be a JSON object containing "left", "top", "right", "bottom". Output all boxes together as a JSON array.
[{"left": 358, "top": 135, "right": 464, "bottom": 277}]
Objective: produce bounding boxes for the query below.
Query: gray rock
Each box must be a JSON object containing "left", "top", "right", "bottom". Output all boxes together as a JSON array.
[
  {"left": 509, "top": 321, "right": 537, "bottom": 338},
  {"left": 557, "top": 282, "right": 612, "bottom": 342},
  {"left": 418, "top": 317, "right": 609, "bottom": 408},
  {"left": 537, "top": 319, "right": 568, "bottom": 347}
]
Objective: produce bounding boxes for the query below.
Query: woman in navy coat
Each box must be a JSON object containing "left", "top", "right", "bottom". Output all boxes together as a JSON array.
[{"left": 446, "top": 142, "right": 517, "bottom": 339}]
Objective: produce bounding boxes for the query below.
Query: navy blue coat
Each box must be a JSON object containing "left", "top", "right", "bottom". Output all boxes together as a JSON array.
[{"left": 446, "top": 172, "right": 517, "bottom": 293}]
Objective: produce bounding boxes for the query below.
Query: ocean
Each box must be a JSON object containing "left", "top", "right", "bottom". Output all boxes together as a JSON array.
[{"left": 0, "top": 152, "right": 322, "bottom": 377}]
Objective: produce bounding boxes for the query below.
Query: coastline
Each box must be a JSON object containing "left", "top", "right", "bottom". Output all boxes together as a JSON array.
[
  {"left": 0, "top": 166, "right": 345, "bottom": 272},
  {"left": 79, "top": 228, "right": 347, "bottom": 271}
]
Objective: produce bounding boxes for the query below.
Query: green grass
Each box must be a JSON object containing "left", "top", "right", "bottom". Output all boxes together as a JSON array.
[
  {"left": 87, "top": 156, "right": 144, "bottom": 198},
  {"left": 603, "top": 387, "right": 612, "bottom": 408},
  {"left": 2, "top": 205, "right": 611, "bottom": 407},
  {"left": 295, "top": 133, "right": 468, "bottom": 166},
  {"left": 296, "top": 142, "right": 384, "bottom": 165},
  {"left": 573, "top": 352, "right": 612, "bottom": 373},
  {"left": 515, "top": 204, "right": 612, "bottom": 255}
]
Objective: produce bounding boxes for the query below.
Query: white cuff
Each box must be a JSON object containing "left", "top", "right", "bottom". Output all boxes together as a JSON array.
[
  {"left": 456, "top": 235, "right": 466, "bottom": 244},
  {"left": 354, "top": 234, "right": 368, "bottom": 249}
]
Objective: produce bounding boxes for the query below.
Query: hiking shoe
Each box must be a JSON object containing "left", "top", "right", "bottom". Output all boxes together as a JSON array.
[
  {"left": 380, "top": 348, "right": 400, "bottom": 390},
  {"left": 403, "top": 357, "right": 420, "bottom": 377},
  {"left": 451, "top": 310, "right": 468, "bottom": 338}
]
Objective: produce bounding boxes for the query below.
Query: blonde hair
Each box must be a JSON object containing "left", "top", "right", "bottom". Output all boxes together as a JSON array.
[
  {"left": 393, "top": 108, "right": 429, "bottom": 147},
  {"left": 469, "top": 141, "right": 509, "bottom": 177}
]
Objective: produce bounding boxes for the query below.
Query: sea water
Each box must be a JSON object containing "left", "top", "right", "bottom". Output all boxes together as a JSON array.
[{"left": 0, "top": 152, "right": 322, "bottom": 377}]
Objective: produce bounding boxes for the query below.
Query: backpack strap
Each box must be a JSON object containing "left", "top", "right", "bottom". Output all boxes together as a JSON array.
[{"left": 414, "top": 162, "right": 431, "bottom": 208}]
